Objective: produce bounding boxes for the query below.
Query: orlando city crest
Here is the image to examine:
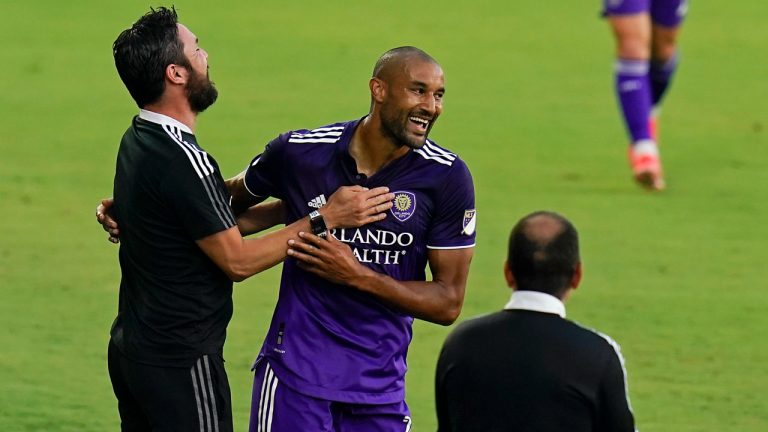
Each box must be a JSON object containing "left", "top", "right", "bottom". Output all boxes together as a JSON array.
[{"left": 391, "top": 191, "right": 416, "bottom": 222}]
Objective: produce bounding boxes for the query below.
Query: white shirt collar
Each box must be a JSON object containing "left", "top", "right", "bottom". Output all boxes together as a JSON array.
[
  {"left": 503, "top": 290, "right": 566, "bottom": 318},
  {"left": 139, "top": 109, "right": 193, "bottom": 134}
]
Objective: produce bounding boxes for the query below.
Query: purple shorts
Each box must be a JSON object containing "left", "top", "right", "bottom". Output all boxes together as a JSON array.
[
  {"left": 249, "top": 360, "right": 412, "bottom": 432},
  {"left": 603, "top": 0, "right": 689, "bottom": 27}
]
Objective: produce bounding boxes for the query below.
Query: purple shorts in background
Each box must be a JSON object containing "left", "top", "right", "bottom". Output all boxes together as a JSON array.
[
  {"left": 602, "top": 0, "right": 689, "bottom": 27},
  {"left": 249, "top": 360, "right": 412, "bottom": 432}
]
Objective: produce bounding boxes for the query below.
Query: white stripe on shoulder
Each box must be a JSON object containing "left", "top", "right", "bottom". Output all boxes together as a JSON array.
[
  {"left": 424, "top": 140, "right": 457, "bottom": 160},
  {"left": 414, "top": 148, "right": 453, "bottom": 166},
  {"left": 169, "top": 125, "right": 181, "bottom": 142},
  {"left": 420, "top": 144, "right": 456, "bottom": 161},
  {"left": 162, "top": 125, "right": 235, "bottom": 227},
  {"left": 577, "top": 324, "right": 635, "bottom": 415},
  {"left": 290, "top": 131, "right": 343, "bottom": 139},
  {"left": 286, "top": 124, "right": 346, "bottom": 144},
  {"left": 426, "top": 243, "right": 475, "bottom": 250},
  {"left": 287, "top": 137, "right": 342, "bottom": 144},
  {"left": 190, "top": 147, "right": 214, "bottom": 175},
  {"left": 597, "top": 331, "right": 634, "bottom": 414},
  {"left": 311, "top": 126, "right": 345, "bottom": 132},
  {"left": 163, "top": 125, "right": 209, "bottom": 178},
  {"left": 179, "top": 136, "right": 215, "bottom": 174}
]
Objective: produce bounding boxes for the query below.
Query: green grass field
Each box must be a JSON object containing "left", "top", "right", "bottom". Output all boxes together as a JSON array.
[{"left": 1, "top": 1, "right": 766, "bottom": 430}]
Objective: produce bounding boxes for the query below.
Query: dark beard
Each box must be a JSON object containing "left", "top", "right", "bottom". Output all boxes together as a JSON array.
[
  {"left": 187, "top": 69, "right": 218, "bottom": 113},
  {"left": 379, "top": 108, "right": 427, "bottom": 150}
]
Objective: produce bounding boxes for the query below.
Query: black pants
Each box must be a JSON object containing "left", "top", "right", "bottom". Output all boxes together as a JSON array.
[{"left": 108, "top": 340, "right": 233, "bottom": 432}]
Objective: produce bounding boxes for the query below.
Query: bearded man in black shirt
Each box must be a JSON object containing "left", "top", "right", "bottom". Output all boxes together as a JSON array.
[{"left": 105, "top": 7, "right": 393, "bottom": 431}]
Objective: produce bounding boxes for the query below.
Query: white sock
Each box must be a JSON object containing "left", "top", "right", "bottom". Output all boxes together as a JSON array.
[{"left": 633, "top": 139, "right": 658, "bottom": 155}]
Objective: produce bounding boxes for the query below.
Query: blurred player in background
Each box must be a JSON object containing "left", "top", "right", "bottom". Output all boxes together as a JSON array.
[{"left": 603, "top": 0, "right": 688, "bottom": 190}]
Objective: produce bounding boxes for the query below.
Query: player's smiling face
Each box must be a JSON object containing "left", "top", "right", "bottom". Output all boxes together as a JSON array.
[{"left": 380, "top": 59, "right": 445, "bottom": 149}]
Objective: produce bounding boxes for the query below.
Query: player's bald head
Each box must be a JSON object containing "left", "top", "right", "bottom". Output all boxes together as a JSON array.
[
  {"left": 508, "top": 211, "right": 580, "bottom": 296},
  {"left": 372, "top": 46, "right": 439, "bottom": 82}
]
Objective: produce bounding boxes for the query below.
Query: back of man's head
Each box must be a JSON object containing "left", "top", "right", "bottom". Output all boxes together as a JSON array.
[
  {"left": 508, "top": 211, "right": 580, "bottom": 298},
  {"left": 113, "top": 6, "right": 188, "bottom": 108}
]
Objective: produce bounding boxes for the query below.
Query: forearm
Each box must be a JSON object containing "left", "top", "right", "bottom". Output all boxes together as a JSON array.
[
  {"left": 198, "top": 216, "right": 312, "bottom": 282},
  {"left": 348, "top": 269, "right": 463, "bottom": 325},
  {"left": 228, "top": 205, "right": 361, "bottom": 279},
  {"left": 287, "top": 240, "right": 472, "bottom": 324},
  {"left": 237, "top": 200, "right": 285, "bottom": 236},
  {"left": 230, "top": 217, "right": 312, "bottom": 280}
]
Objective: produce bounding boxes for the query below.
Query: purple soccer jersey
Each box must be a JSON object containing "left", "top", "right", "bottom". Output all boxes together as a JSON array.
[
  {"left": 602, "top": 0, "right": 688, "bottom": 27},
  {"left": 243, "top": 118, "right": 476, "bottom": 404}
]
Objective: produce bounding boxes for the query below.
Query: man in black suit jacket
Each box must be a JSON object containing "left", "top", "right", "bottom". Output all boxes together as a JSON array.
[{"left": 435, "top": 211, "right": 637, "bottom": 432}]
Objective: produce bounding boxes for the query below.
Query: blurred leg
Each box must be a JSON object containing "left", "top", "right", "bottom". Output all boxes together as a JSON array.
[
  {"left": 605, "top": 7, "right": 665, "bottom": 190},
  {"left": 609, "top": 14, "right": 653, "bottom": 145},
  {"left": 649, "top": 0, "right": 686, "bottom": 107}
]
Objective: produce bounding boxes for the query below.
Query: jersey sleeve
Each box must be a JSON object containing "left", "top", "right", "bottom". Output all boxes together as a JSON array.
[
  {"left": 160, "top": 152, "right": 237, "bottom": 240},
  {"left": 243, "top": 134, "right": 288, "bottom": 200},
  {"left": 597, "top": 338, "right": 637, "bottom": 432},
  {"left": 427, "top": 159, "right": 476, "bottom": 249}
]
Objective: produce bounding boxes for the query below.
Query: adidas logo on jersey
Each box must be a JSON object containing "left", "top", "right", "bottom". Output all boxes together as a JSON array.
[{"left": 307, "top": 194, "right": 327, "bottom": 208}]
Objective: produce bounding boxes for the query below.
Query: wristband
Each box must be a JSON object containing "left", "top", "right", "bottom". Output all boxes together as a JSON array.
[{"left": 309, "top": 210, "right": 328, "bottom": 238}]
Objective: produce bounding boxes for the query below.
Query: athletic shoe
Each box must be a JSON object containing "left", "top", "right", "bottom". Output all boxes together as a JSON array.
[{"left": 629, "top": 140, "right": 665, "bottom": 191}]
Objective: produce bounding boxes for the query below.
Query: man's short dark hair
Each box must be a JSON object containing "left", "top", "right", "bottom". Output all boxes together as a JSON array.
[
  {"left": 508, "top": 211, "right": 580, "bottom": 297},
  {"left": 113, "top": 6, "right": 190, "bottom": 108}
]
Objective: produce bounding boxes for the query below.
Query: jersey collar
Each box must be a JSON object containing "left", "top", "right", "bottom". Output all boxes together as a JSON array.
[
  {"left": 139, "top": 109, "right": 193, "bottom": 135},
  {"left": 337, "top": 115, "right": 415, "bottom": 186},
  {"left": 504, "top": 290, "right": 566, "bottom": 318},
  {"left": 337, "top": 117, "right": 367, "bottom": 185}
]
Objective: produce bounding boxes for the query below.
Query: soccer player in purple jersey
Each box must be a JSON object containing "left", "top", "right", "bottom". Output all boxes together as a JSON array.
[
  {"left": 603, "top": 0, "right": 688, "bottom": 190},
  {"left": 227, "top": 46, "right": 476, "bottom": 431}
]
